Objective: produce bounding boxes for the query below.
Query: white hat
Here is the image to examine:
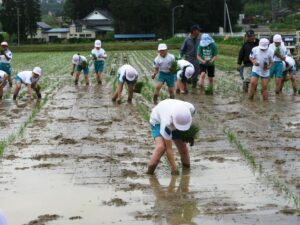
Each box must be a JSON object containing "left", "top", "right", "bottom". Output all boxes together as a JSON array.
[
  {"left": 1, "top": 41, "right": 8, "bottom": 46},
  {"left": 172, "top": 107, "right": 192, "bottom": 131},
  {"left": 184, "top": 66, "right": 194, "bottom": 79},
  {"left": 158, "top": 43, "right": 167, "bottom": 51},
  {"left": 33, "top": 67, "right": 42, "bottom": 76},
  {"left": 259, "top": 38, "right": 269, "bottom": 50},
  {"left": 72, "top": 54, "right": 80, "bottom": 64},
  {"left": 95, "top": 40, "right": 101, "bottom": 47},
  {"left": 285, "top": 56, "right": 295, "bottom": 69},
  {"left": 273, "top": 34, "right": 282, "bottom": 42},
  {"left": 125, "top": 66, "right": 137, "bottom": 81},
  {"left": 200, "top": 33, "right": 214, "bottom": 47}
]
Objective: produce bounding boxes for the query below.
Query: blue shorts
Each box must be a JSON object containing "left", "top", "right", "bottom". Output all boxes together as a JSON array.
[
  {"left": 94, "top": 61, "right": 105, "bottom": 73},
  {"left": 0, "top": 63, "right": 11, "bottom": 76},
  {"left": 151, "top": 124, "right": 181, "bottom": 140},
  {"left": 157, "top": 71, "right": 176, "bottom": 87},
  {"left": 270, "top": 61, "right": 283, "bottom": 78},
  {"left": 76, "top": 65, "right": 89, "bottom": 75},
  {"left": 251, "top": 72, "right": 269, "bottom": 80},
  {"left": 15, "top": 75, "right": 23, "bottom": 83}
]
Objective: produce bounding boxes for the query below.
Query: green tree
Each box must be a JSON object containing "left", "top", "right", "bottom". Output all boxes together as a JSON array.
[
  {"left": 64, "top": 0, "right": 111, "bottom": 20},
  {"left": 0, "top": 0, "right": 18, "bottom": 40},
  {"left": 24, "top": 0, "right": 41, "bottom": 39}
]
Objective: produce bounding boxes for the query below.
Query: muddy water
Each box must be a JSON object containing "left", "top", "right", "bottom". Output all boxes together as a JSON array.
[{"left": 0, "top": 79, "right": 299, "bottom": 224}]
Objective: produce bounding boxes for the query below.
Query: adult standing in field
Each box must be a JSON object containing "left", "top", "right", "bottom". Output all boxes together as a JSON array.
[
  {"left": 269, "top": 34, "right": 288, "bottom": 94},
  {"left": 236, "top": 30, "right": 259, "bottom": 93},
  {"left": 249, "top": 38, "right": 273, "bottom": 100},
  {"left": 197, "top": 33, "right": 218, "bottom": 92},
  {"left": 180, "top": 25, "right": 201, "bottom": 88},
  {"left": 90, "top": 40, "right": 107, "bottom": 85},
  {"left": 280, "top": 56, "right": 298, "bottom": 95},
  {"left": 112, "top": 64, "right": 138, "bottom": 104},
  {"left": 175, "top": 59, "right": 195, "bottom": 94},
  {"left": 147, "top": 99, "right": 195, "bottom": 175},
  {"left": 152, "top": 43, "right": 176, "bottom": 105},
  {"left": 13, "top": 67, "right": 42, "bottom": 100},
  {"left": 0, "top": 70, "right": 8, "bottom": 99},
  {"left": 0, "top": 42, "right": 13, "bottom": 87},
  {"left": 71, "top": 53, "right": 90, "bottom": 86}
]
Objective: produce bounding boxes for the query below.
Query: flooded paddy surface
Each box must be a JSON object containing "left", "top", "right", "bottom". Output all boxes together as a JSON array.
[{"left": 0, "top": 52, "right": 299, "bottom": 224}]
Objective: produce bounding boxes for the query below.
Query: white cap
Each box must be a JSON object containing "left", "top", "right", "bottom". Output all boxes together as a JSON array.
[
  {"left": 172, "top": 107, "right": 192, "bottom": 131},
  {"left": 158, "top": 43, "right": 167, "bottom": 51},
  {"left": 259, "top": 38, "right": 269, "bottom": 50},
  {"left": 95, "top": 40, "right": 101, "bottom": 47},
  {"left": 285, "top": 56, "right": 295, "bottom": 69},
  {"left": 1, "top": 41, "right": 8, "bottom": 46},
  {"left": 72, "top": 54, "right": 80, "bottom": 64},
  {"left": 184, "top": 67, "right": 194, "bottom": 79},
  {"left": 33, "top": 67, "right": 42, "bottom": 76},
  {"left": 273, "top": 34, "right": 282, "bottom": 42},
  {"left": 124, "top": 65, "right": 137, "bottom": 81}
]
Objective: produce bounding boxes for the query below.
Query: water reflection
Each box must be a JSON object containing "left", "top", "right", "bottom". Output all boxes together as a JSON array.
[{"left": 149, "top": 173, "right": 199, "bottom": 225}]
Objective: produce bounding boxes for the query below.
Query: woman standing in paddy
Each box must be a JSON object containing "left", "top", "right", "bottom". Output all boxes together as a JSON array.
[
  {"left": 152, "top": 43, "right": 176, "bottom": 105},
  {"left": 90, "top": 40, "right": 107, "bottom": 85}
]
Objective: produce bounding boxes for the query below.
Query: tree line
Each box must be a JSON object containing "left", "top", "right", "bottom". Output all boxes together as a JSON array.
[{"left": 1, "top": 0, "right": 300, "bottom": 42}]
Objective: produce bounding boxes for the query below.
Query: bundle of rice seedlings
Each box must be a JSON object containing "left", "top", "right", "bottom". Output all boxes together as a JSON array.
[
  {"left": 169, "top": 61, "right": 180, "bottom": 74},
  {"left": 179, "top": 123, "right": 200, "bottom": 146},
  {"left": 92, "top": 53, "right": 97, "bottom": 60},
  {"left": 205, "top": 85, "right": 214, "bottom": 95},
  {"left": 82, "top": 61, "right": 88, "bottom": 69},
  {"left": 133, "top": 81, "right": 144, "bottom": 93}
]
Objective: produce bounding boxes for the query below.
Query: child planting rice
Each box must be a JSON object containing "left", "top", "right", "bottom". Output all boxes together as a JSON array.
[
  {"left": 152, "top": 43, "right": 176, "bottom": 104},
  {"left": 0, "top": 70, "right": 8, "bottom": 99},
  {"left": 175, "top": 59, "right": 195, "bottom": 94},
  {"left": 90, "top": 40, "right": 107, "bottom": 85},
  {"left": 71, "top": 53, "right": 90, "bottom": 86},
  {"left": 147, "top": 99, "right": 197, "bottom": 175},
  {"left": 112, "top": 64, "right": 138, "bottom": 104},
  {"left": 13, "top": 67, "right": 42, "bottom": 100},
  {"left": 0, "top": 41, "right": 13, "bottom": 87}
]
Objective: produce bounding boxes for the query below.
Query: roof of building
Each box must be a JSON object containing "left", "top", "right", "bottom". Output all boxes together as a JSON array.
[
  {"left": 37, "top": 22, "right": 52, "bottom": 30},
  {"left": 114, "top": 34, "right": 156, "bottom": 39},
  {"left": 45, "top": 28, "right": 69, "bottom": 33}
]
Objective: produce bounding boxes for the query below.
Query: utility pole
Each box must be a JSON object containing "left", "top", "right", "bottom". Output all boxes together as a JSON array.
[
  {"left": 224, "top": 0, "right": 227, "bottom": 32},
  {"left": 172, "top": 4, "right": 184, "bottom": 37}
]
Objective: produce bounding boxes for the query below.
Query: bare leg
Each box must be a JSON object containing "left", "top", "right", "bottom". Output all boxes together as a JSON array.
[
  {"left": 13, "top": 82, "right": 22, "bottom": 100},
  {"left": 168, "top": 86, "right": 175, "bottom": 99},
  {"left": 85, "top": 75, "right": 90, "bottom": 86},
  {"left": 249, "top": 77, "right": 258, "bottom": 100},
  {"left": 275, "top": 77, "right": 282, "bottom": 94},
  {"left": 147, "top": 137, "right": 166, "bottom": 174},
  {"left": 97, "top": 72, "right": 102, "bottom": 84},
  {"left": 173, "top": 139, "right": 190, "bottom": 167},
  {"left": 127, "top": 84, "right": 134, "bottom": 103},
  {"left": 199, "top": 72, "right": 206, "bottom": 87},
  {"left": 75, "top": 72, "right": 80, "bottom": 85},
  {"left": 290, "top": 75, "right": 297, "bottom": 94},
  {"left": 153, "top": 82, "right": 163, "bottom": 104},
  {"left": 261, "top": 78, "right": 269, "bottom": 100}
]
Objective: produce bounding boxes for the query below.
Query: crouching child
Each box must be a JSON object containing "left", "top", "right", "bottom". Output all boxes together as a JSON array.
[
  {"left": 13, "top": 67, "right": 42, "bottom": 100},
  {"left": 112, "top": 64, "right": 138, "bottom": 104}
]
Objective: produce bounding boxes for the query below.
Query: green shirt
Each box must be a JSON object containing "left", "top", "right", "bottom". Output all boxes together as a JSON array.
[{"left": 197, "top": 43, "right": 218, "bottom": 65}]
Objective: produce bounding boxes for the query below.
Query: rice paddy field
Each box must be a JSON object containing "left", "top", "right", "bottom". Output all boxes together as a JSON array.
[{"left": 0, "top": 50, "right": 299, "bottom": 225}]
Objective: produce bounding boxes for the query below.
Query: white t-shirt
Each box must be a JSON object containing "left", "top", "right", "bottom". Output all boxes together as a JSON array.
[
  {"left": 90, "top": 48, "right": 107, "bottom": 61},
  {"left": 153, "top": 53, "right": 175, "bottom": 73},
  {"left": 176, "top": 59, "right": 194, "bottom": 80},
  {"left": 269, "top": 43, "right": 287, "bottom": 62},
  {"left": 117, "top": 64, "right": 138, "bottom": 82},
  {"left": 17, "top": 71, "right": 40, "bottom": 85},
  {"left": 0, "top": 49, "right": 12, "bottom": 64},
  {"left": 150, "top": 99, "right": 195, "bottom": 140},
  {"left": 72, "top": 55, "right": 87, "bottom": 65},
  {"left": 0, "top": 209, "right": 8, "bottom": 225},
  {"left": 250, "top": 47, "right": 274, "bottom": 77},
  {"left": 0, "top": 70, "right": 7, "bottom": 79}
]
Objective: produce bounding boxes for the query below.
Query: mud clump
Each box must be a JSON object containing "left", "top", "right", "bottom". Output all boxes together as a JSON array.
[
  {"left": 205, "top": 156, "right": 225, "bottom": 163},
  {"left": 24, "top": 214, "right": 60, "bottom": 225},
  {"left": 120, "top": 183, "right": 149, "bottom": 192},
  {"left": 274, "top": 159, "right": 286, "bottom": 165},
  {"left": 121, "top": 169, "right": 138, "bottom": 178},
  {"left": 103, "top": 198, "right": 127, "bottom": 207},
  {"left": 15, "top": 167, "right": 30, "bottom": 170},
  {"left": 4, "top": 155, "right": 20, "bottom": 160},
  {"left": 69, "top": 216, "right": 82, "bottom": 220},
  {"left": 32, "top": 163, "right": 57, "bottom": 169},
  {"left": 31, "top": 153, "right": 69, "bottom": 161},
  {"left": 279, "top": 207, "right": 299, "bottom": 215},
  {"left": 58, "top": 138, "right": 77, "bottom": 145},
  {"left": 96, "top": 127, "right": 108, "bottom": 134},
  {"left": 135, "top": 211, "right": 153, "bottom": 220}
]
